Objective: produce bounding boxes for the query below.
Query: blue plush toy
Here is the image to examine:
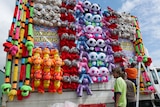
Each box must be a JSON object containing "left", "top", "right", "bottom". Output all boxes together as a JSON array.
[{"left": 76, "top": 36, "right": 89, "bottom": 51}]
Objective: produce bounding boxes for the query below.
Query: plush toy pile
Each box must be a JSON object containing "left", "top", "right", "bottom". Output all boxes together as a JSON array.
[{"left": 1, "top": 0, "right": 154, "bottom": 101}]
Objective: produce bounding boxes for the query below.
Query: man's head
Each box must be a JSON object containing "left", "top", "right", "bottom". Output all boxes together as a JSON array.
[
  {"left": 121, "top": 72, "right": 127, "bottom": 80},
  {"left": 130, "top": 62, "right": 136, "bottom": 68},
  {"left": 112, "top": 67, "right": 122, "bottom": 78}
]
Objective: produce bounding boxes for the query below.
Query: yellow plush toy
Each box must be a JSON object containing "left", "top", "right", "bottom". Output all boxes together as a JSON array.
[
  {"left": 52, "top": 49, "right": 64, "bottom": 94},
  {"left": 28, "top": 55, "right": 43, "bottom": 91}
]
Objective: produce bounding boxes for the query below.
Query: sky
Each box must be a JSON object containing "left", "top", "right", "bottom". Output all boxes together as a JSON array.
[{"left": 0, "top": 0, "right": 160, "bottom": 70}]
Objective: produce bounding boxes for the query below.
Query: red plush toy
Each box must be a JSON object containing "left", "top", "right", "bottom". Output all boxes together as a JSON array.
[
  {"left": 66, "top": 0, "right": 76, "bottom": 10},
  {"left": 3, "top": 42, "right": 13, "bottom": 52},
  {"left": 67, "top": 10, "right": 75, "bottom": 22}
]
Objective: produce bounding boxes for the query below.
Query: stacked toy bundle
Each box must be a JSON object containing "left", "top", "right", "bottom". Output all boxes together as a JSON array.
[
  {"left": 58, "top": 0, "right": 80, "bottom": 90},
  {"left": 75, "top": 0, "right": 116, "bottom": 97},
  {"left": 28, "top": 47, "right": 64, "bottom": 94},
  {"left": 2, "top": 0, "right": 34, "bottom": 101}
]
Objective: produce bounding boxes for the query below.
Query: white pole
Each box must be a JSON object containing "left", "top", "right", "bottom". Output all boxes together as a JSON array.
[{"left": 136, "top": 62, "right": 141, "bottom": 107}]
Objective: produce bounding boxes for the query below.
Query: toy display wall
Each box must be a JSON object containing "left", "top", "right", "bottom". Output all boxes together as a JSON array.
[{"left": 1, "top": 0, "right": 154, "bottom": 102}]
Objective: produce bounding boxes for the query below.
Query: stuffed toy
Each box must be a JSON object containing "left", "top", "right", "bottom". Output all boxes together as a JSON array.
[
  {"left": 42, "top": 56, "right": 53, "bottom": 91},
  {"left": 61, "top": 46, "right": 70, "bottom": 60},
  {"left": 63, "top": 73, "right": 71, "bottom": 83},
  {"left": 79, "top": 50, "right": 89, "bottom": 60},
  {"left": 111, "top": 40, "right": 122, "bottom": 52},
  {"left": 88, "top": 52, "right": 98, "bottom": 67},
  {"left": 87, "top": 67, "right": 99, "bottom": 82},
  {"left": 74, "top": 0, "right": 84, "bottom": 13},
  {"left": 93, "top": 26, "right": 103, "bottom": 39},
  {"left": 84, "top": 25, "right": 94, "bottom": 38},
  {"left": 62, "top": 73, "right": 71, "bottom": 89},
  {"left": 76, "top": 77, "right": 93, "bottom": 97},
  {"left": 95, "top": 39, "right": 107, "bottom": 52},
  {"left": 92, "top": 14, "right": 102, "bottom": 26},
  {"left": 84, "top": 13, "right": 93, "bottom": 25},
  {"left": 97, "top": 52, "right": 107, "bottom": 67},
  {"left": 69, "top": 47, "right": 80, "bottom": 60},
  {"left": 76, "top": 36, "right": 89, "bottom": 51},
  {"left": 25, "top": 40, "right": 34, "bottom": 56},
  {"left": 77, "top": 14, "right": 85, "bottom": 25},
  {"left": 9, "top": 45, "right": 18, "bottom": 56},
  {"left": 28, "top": 56, "right": 43, "bottom": 91},
  {"left": 68, "top": 34, "right": 76, "bottom": 41},
  {"left": 144, "top": 57, "right": 152, "bottom": 66},
  {"left": 20, "top": 85, "right": 32, "bottom": 97},
  {"left": 63, "top": 59, "right": 72, "bottom": 73},
  {"left": 66, "top": 0, "right": 76, "bottom": 10},
  {"left": 33, "top": 47, "right": 42, "bottom": 57},
  {"left": 79, "top": 72, "right": 93, "bottom": 84},
  {"left": 109, "top": 28, "right": 119, "bottom": 40},
  {"left": 82, "top": 0, "right": 91, "bottom": 13},
  {"left": 86, "top": 38, "right": 96, "bottom": 51},
  {"left": 147, "top": 86, "right": 155, "bottom": 93},
  {"left": 90, "top": 3, "right": 101, "bottom": 14},
  {"left": 78, "top": 57, "right": 89, "bottom": 73},
  {"left": 99, "top": 67, "right": 110, "bottom": 82},
  {"left": 1, "top": 83, "right": 12, "bottom": 94},
  {"left": 70, "top": 74, "right": 79, "bottom": 83},
  {"left": 106, "top": 54, "right": 115, "bottom": 72},
  {"left": 70, "top": 74, "right": 79, "bottom": 89},
  {"left": 42, "top": 47, "right": 50, "bottom": 59},
  {"left": 71, "top": 59, "right": 79, "bottom": 74},
  {"left": 49, "top": 0, "right": 62, "bottom": 6},
  {"left": 61, "top": 0, "right": 67, "bottom": 7},
  {"left": 113, "top": 52, "right": 125, "bottom": 63},
  {"left": 61, "top": 33, "right": 69, "bottom": 40},
  {"left": 50, "top": 50, "right": 64, "bottom": 93},
  {"left": 142, "top": 72, "right": 150, "bottom": 84},
  {"left": 60, "top": 7, "right": 67, "bottom": 21},
  {"left": 3, "top": 42, "right": 13, "bottom": 52}
]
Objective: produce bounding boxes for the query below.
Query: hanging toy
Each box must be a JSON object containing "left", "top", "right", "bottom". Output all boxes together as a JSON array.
[
  {"left": 1, "top": 0, "right": 20, "bottom": 97},
  {"left": 17, "top": 0, "right": 30, "bottom": 100},
  {"left": 77, "top": 76, "right": 93, "bottom": 97},
  {"left": 50, "top": 49, "right": 64, "bottom": 93},
  {"left": 20, "top": 0, "right": 34, "bottom": 97}
]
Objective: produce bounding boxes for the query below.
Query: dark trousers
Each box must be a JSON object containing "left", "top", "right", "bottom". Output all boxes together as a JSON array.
[{"left": 127, "top": 102, "right": 136, "bottom": 107}]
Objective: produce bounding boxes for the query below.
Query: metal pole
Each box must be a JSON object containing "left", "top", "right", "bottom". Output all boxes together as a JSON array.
[{"left": 136, "top": 62, "right": 141, "bottom": 107}]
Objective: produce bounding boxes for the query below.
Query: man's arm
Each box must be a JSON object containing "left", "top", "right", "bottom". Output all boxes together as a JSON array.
[{"left": 115, "top": 92, "right": 121, "bottom": 107}]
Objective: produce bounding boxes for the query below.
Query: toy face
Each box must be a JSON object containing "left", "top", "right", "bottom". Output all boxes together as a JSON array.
[
  {"left": 98, "top": 52, "right": 106, "bottom": 61},
  {"left": 99, "top": 67, "right": 109, "bottom": 76},
  {"left": 96, "top": 39, "right": 105, "bottom": 48},
  {"left": 34, "top": 70, "right": 42, "bottom": 79},
  {"left": 70, "top": 75, "right": 79, "bottom": 82},
  {"left": 88, "top": 52, "right": 98, "bottom": 61},
  {"left": 90, "top": 3, "right": 101, "bottom": 13},
  {"left": 84, "top": 13, "right": 92, "bottom": 22},
  {"left": 52, "top": 6, "right": 60, "bottom": 13},
  {"left": 87, "top": 38, "right": 96, "bottom": 47},
  {"left": 34, "top": 3, "right": 43, "bottom": 11},
  {"left": 94, "top": 26, "right": 102, "bottom": 34},
  {"left": 88, "top": 67, "right": 99, "bottom": 76},
  {"left": 63, "top": 75, "right": 71, "bottom": 82},
  {"left": 92, "top": 14, "right": 101, "bottom": 23},
  {"left": 61, "top": 46, "right": 70, "bottom": 52},
  {"left": 85, "top": 25, "right": 94, "bottom": 34},
  {"left": 83, "top": 0, "right": 91, "bottom": 9}
]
